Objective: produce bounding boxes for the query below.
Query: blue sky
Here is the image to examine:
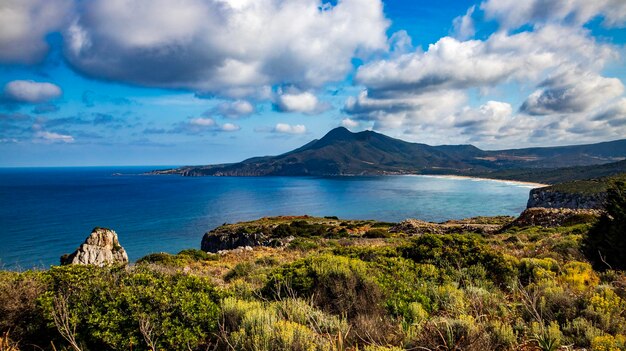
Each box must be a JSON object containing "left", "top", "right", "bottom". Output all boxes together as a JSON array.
[{"left": 1, "top": 0, "right": 626, "bottom": 166}]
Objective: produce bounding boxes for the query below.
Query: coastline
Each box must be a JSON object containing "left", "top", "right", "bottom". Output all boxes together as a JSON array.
[{"left": 414, "top": 174, "right": 549, "bottom": 188}]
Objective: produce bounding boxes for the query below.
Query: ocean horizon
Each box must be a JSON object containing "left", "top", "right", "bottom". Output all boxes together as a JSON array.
[{"left": 0, "top": 166, "right": 535, "bottom": 269}]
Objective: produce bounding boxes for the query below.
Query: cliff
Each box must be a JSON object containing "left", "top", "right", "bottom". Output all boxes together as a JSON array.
[
  {"left": 527, "top": 187, "right": 607, "bottom": 209},
  {"left": 526, "top": 175, "right": 626, "bottom": 209}
]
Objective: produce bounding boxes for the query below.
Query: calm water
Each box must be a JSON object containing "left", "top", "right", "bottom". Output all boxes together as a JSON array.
[{"left": 0, "top": 167, "right": 536, "bottom": 268}]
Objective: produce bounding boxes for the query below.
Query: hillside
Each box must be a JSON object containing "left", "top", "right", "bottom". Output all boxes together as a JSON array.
[
  {"left": 471, "top": 159, "right": 626, "bottom": 184},
  {"left": 3, "top": 212, "right": 626, "bottom": 351},
  {"left": 152, "top": 127, "right": 626, "bottom": 179}
]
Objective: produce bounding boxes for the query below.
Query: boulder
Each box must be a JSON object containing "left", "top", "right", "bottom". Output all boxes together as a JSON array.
[{"left": 61, "top": 227, "right": 129, "bottom": 266}]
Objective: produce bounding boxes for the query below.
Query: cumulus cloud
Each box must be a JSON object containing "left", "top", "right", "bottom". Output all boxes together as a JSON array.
[
  {"left": 345, "top": 19, "right": 624, "bottom": 147},
  {"left": 274, "top": 89, "right": 329, "bottom": 114},
  {"left": 3, "top": 80, "right": 62, "bottom": 103},
  {"left": 341, "top": 118, "right": 359, "bottom": 129},
  {"left": 220, "top": 123, "right": 241, "bottom": 132},
  {"left": 593, "top": 98, "right": 626, "bottom": 127},
  {"left": 520, "top": 70, "right": 624, "bottom": 115},
  {"left": 355, "top": 25, "right": 614, "bottom": 97},
  {"left": 61, "top": 0, "right": 388, "bottom": 96},
  {"left": 454, "top": 101, "right": 515, "bottom": 141},
  {"left": 273, "top": 123, "right": 307, "bottom": 134},
  {"left": 344, "top": 89, "right": 467, "bottom": 130},
  {"left": 209, "top": 100, "right": 255, "bottom": 119},
  {"left": 0, "top": 0, "right": 73, "bottom": 64},
  {"left": 481, "top": 0, "right": 626, "bottom": 29},
  {"left": 452, "top": 6, "right": 476, "bottom": 40}
]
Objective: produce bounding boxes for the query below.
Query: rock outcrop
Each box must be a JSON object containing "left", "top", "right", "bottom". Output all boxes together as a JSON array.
[
  {"left": 201, "top": 229, "right": 294, "bottom": 253},
  {"left": 61, "top": 227, "right": 129, "bottom": 266},
  {"left": 527, "top": 187, "right": 606, "bottom": 209},
  {"left": 505, "top": 207, "right": 601, "bottom": 229},
  {"left": 389, "top": 218, "right": 508, "bottom": 235}
]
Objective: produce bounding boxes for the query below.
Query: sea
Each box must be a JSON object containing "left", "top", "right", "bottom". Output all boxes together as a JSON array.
[{"left": 0, "top": 166, "right": 538, "bottom": 269}]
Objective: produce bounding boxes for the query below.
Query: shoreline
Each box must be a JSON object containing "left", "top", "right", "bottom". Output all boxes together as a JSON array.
[{"left": 413, "top": 174, "right": 549, "bottom": 188}]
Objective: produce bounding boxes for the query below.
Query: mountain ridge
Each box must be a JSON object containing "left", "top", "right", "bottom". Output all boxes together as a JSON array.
[{"left": 152, "top": 127, "right": 626, "bottom": 182}]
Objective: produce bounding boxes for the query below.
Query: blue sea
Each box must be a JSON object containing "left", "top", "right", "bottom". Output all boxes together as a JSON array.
[{"left": 0, "top": 167, "right": 537, "bottom": 269}]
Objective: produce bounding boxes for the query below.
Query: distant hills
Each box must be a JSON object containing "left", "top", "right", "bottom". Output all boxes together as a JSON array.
[{"left": 153, "top": 127, "right": 626, "bottom": 184}]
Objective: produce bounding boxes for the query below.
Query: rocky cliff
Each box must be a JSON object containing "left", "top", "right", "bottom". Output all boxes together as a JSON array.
[
  {"left": 61, "top": 227, "right": 129, "bottom": 266},
  {"left": 527, "top": 186, "right": 607, "bottom": 209},
  {"left": 505, "top": 207, "right": 601, "bottom": 229}
]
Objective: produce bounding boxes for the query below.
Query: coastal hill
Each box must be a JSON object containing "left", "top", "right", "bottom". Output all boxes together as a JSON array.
[{"left": 153, "top": 127, "right": 626, "bottom": 182}]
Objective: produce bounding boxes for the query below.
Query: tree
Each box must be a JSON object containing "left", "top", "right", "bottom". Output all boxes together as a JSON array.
[{"left": 583, "top": 179, "right": 626, "bottom": 270}]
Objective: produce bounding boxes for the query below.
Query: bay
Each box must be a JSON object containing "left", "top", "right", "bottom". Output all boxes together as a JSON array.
[{"left": 0, "top": 166, "right": 536, "bottom": 268}]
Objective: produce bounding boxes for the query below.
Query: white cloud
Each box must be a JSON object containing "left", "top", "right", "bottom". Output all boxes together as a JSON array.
[
  {"left": 3, "top": 80, "right": 62, "bottom": 103},
  {"left": 273, "top": 123, "right": 307, "bottom": 134},
  {"left": 354, "top": 26, "right": 614, "bottom": 97},
  {"left": 593, "top": 98, "right": 626, "bottom": 127},
  {"left": 274, "top": 90, "right": 329, "bottom": 114},
  {"left": 211, "top": 100, "right": 255, "bottom": 119},
  {"left": 341, "top": 118, "right": 359, "bottom": 128},
  {"left": 452, "top": 6, "right": 476, "bottom": 40},
  {"left": 520, "top": 70, "right": 624, "bottom": 115},
  {"left": 220, "top": 123, "right": 241, "bottom": 132},
  {"left": 62, "top": 0, "right": 389, "bottom": 96},
  {"left": 34, "top": 131, "right": 74, "bottom": 143},
  {"left": 345, "top": 21, "right": 624, "bottom": 147},
  {"left": 0, "top": 0, "right": 73, "bottom": 64},
  {"left": 169, "top": 116, "right": 241, "bottom": 134},
  {"left": 344, "top": 89, "right": 468, "bottom": 130},
  {"left": 189, "top": 117, "right": 215, "bottom": 127},
  {"left": 481, "top": 0, "right": 626, "bottom": 29}
]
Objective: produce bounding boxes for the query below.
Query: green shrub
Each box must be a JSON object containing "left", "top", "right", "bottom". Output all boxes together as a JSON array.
[
  {"left": 0, "top": 270, "right": 49, "bottom": 344},
  {"left": 363, "top": 229, "right": 391, "bottom": 238},
  {"left": 225, "top": 262, "right": 256, "bottom": 282},
  {"left": 403, "top": 234, "right": 518, "bottom": 287},
  {"left": 222, "top": 297, "right": 344, "bottom": 351},
  {"left": 38, "top": 265, "right": 220, "bottom": 350},
  {"left": 263, "top": 254, "right": 383, "bottom": 317},
  {"left": 583, "top": 179, "right": 626, "bottom": 270}
]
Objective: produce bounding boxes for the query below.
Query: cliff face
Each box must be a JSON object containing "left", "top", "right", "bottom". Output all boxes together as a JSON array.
[
  {"left": 61, "top": 227, "right": 129, "bottom": 266},
  {"left": 527, "top": 187, "right": 607, "bottom": 209}
]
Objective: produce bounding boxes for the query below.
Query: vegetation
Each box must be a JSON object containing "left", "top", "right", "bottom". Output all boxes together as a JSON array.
[
  {"left": 583, "top": 178, "right": 626, "bottom": 270},
  {"left": 1, "top": 211, "right": 626, "bottom": 350},
  {"left": 471, "top": 163, "right": 626, "bottom": 185}
]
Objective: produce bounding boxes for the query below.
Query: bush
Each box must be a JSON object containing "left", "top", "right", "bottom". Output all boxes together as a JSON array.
[
  {"left": 583, "top": 179, "right": 626, "bottom": 270},
  {"left": 0, "top": 271, "right": 49, "bottom": 344},
  {"left": 409, "top": 315, "right": 492, "bottom": 351},
  {"left": 222, "top": 297, "right": 346, "bottom": 351},
  {"left": 225, "top": 262, "right": 256, "bottom": 282},
  {"left": 403, "top": 234, "right": 518, "bottom": 287},
  {"left": 37, "top": 265, "right": 221, "bottom": 350},
  {"left": 263, "top": 254, "right": 383, "bottom": 318},
  {"left": 591, "top": 334, "right": 626, "bottom": 351},
  {"left": 363, "top": 229, "right": 391, "bottom": 238}
]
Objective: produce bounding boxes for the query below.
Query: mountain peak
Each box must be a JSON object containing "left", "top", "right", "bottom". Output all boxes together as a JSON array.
[{"left": 322, "top": 127, "right": 355, "bottom": 140}]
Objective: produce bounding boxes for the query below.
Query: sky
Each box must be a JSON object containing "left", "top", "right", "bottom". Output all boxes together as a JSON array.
[{"left": 1, "top": 0, "right": 626, "bottom": 166}]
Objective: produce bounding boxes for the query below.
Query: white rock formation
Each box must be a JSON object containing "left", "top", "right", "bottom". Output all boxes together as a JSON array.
[{"left": 61, "top": 227, "right": 129, "bottom": 266}]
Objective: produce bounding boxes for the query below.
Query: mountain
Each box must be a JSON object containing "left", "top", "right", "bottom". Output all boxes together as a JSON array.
[{"left": 152, "top": 127, "right": 626, "bottom": 180}]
